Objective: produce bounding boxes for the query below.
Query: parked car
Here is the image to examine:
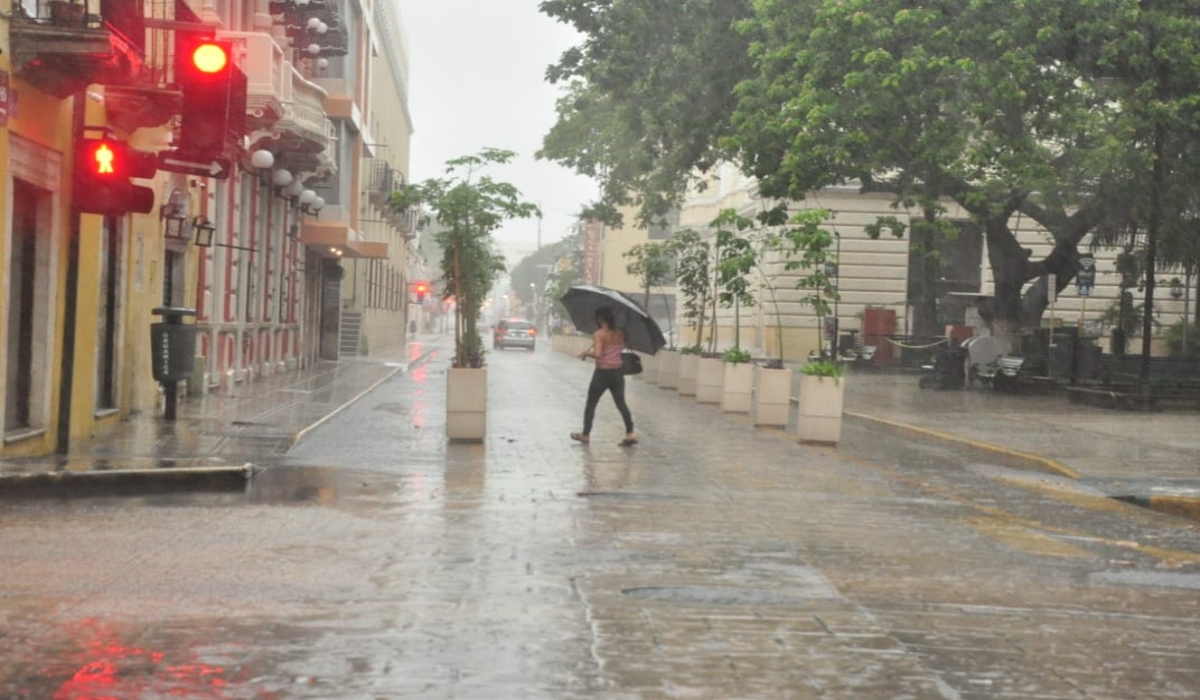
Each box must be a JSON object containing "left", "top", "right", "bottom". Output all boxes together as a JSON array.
[{"left": 493, "top": 319, "right": 537, "bottom": 351}]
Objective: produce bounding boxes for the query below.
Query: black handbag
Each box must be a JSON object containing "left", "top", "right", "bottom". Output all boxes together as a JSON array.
[{"left": 621, "top": 351, "right": 643, "bottom": 375}]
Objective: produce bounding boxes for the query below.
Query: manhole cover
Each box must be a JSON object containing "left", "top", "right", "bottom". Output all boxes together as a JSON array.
[{"left": 621, "top": 586, "right": 807, "bottom": 606}]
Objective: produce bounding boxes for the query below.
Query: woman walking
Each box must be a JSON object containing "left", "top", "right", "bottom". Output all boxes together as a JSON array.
[{"left": 571, "top": 306, "right": 637, "bottom": 446}]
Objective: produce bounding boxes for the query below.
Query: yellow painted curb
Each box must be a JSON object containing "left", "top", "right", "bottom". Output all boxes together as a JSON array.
[{"left": 844, "top": 411, "right": 1082, "bottom": 480}]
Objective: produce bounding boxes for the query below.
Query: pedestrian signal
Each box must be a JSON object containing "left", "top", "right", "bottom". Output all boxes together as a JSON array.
[{"left": 73, "top": 137, "right": 157, "bottom": 216}]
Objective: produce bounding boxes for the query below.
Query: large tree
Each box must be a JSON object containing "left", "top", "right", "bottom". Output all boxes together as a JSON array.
[
  {"left": 538, "top": 0, "right": 756, "bottom": 226},
  {"left": 733, "top": 0, "right": 1200, "bottom": 337},
  {"left": 539, "top": 0, "right": 1200, "bottom": 337}
]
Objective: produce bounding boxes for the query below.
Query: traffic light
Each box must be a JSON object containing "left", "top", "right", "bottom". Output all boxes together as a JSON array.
[
  {"left": 73, "top": 137, "right": 157, "bottom": 215},
  {"left": 176, "top": 34, "right": 240, "bottom": 158},
  {"left": 415, "top": 282, "right": 428, "bottom": 303}
]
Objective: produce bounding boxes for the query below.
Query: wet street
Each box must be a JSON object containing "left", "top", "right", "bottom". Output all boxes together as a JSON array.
[{"left": 2, "top": 341, "right": 1198, "bottom": 699}]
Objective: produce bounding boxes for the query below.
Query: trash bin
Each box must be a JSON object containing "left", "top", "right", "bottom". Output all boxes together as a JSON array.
[{"left": 150, "top": 307, "right": 197, "bottom": 420}]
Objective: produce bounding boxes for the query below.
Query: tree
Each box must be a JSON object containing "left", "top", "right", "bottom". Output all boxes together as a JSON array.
[
  {"left": 541, "top": 0, "right": 1200, "bottom": 340},
  {"left": 538, "top": 0, "right": 756, "bottom": 226},
  {"left": 389, "top": 149, "right": 539, "bottom": 368},
  {"left": 731, "top": 0, "right": 1200, "bottom": 339},
  {"left": 714, "top": 224, "right": 756, "bottom": 355},
  {"left": 670, "top": 229, "right": 711, "bottom": 351},
  {"left": 623, "top": 240, "right": 675, "bottom": 343}
]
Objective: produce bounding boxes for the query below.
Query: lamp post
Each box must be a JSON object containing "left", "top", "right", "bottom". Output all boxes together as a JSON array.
[{"left": 529, "top": 282, "right": 538, "bottom": 326}]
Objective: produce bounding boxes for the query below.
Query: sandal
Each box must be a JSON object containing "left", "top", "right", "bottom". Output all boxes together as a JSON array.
[
  {"left": 618, "top": 438, "right": 639, "bottom": 447},
  {"left": 570, "top": 432, "right": 590, "bottom": 444}
]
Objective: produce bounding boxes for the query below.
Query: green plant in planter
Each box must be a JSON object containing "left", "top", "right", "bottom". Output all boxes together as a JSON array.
[
  {"left": 706, "top": 205, "right": 838, "bottom": 366},
  {"left": 679, "top": 344, "right": 703, "bottom": 355},
  {"left": 713, "top": 210, "right": 757, "bottom": 359},
  {"left": 798, "top": 360, "right": 843, "bottom": 380},
  {"left": 623, "top": 240, "right": 675, "bottom": 347},
  {"left": 389, "top": 148, "right": 538, "bottom": 368},
  {"left": 671, "top": 229, "right": 712, "bottom": 353},
  {"left": 722, "top": 347, "right": 752, "bottom": 364}
]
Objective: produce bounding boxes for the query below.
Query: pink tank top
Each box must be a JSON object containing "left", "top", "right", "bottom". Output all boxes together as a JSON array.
[{"left": 597, "top": 336, "right": 625, "bottom": 369}]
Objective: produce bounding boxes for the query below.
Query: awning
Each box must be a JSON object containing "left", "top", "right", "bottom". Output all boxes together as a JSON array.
[{"left": 300, "top": 220, "right": 390, "bottom": 259}]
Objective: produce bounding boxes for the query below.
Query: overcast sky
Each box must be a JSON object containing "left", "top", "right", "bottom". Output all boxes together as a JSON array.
[{"left": 397, "top": 0, "right": 597, "bottom": 264}]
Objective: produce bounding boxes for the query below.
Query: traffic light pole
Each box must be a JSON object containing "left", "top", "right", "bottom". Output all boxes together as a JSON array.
[{"left": 56, "top": 93, "right": 86, "bottom": 454}]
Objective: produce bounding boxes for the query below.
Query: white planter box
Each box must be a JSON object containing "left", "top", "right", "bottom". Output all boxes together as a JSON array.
[
  {"left": 446, "top": 367, "right": 487, "bottom": 441},
  {"left": 677, "top": 354, "right": 699, "bottom": 396},
  {"left": 796, "top": 373, "right": 844, "bottom": 445},
  {"left": 657, "top": 350, "right": 680, "bottom": 389},
  {"left": 720, "top": 362, "right": 754, "bottom": 413},
  {"left": 752, "top": 366, "right": 792, "bottom": 426},
  {"left": 642, "top": 352, "right": 660, "bottom": 384},
  {"left": 695, "top": 357, "right": 724, "bottom": 403}
]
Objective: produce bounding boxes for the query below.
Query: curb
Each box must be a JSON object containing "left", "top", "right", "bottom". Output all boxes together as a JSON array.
[
  {"left": 290, "top": 343, "right": 442, "bottom": 447},
  {"left": 843, "top": 411, "right": 1082, "bottom": 480},
  {"left": 1114, "top": 495, "right": 1200, "bottom": 523},
  {"left": 0, "top": 465, "right": 251, "bottom": 497}
]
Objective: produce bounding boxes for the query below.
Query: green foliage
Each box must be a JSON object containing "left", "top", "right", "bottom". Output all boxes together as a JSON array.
[
  {"left": 1100, "top": 294, "right": 1159, "bottom": 338},
  {"left": 679, "top": 344, "right": 702, "bottom": 355},
  {"left": 775, "top": 209, "right": 839, "bottom": 320},
  {"left": 715, "top": 224, "right": 757, "bottom": 354},
  {"left": 390, "top": 149, "right": 538, "bottom": 368},
  {"left": 537, "top": 1, "right": 756, "bottom": 226},
  {"left": 722, "top": 347, "right": 752, "bottom": 364},
  {"left": 670, "top": 229, "right": 712, "bottom": 347},
  {"left": 1163, "top": 320, "right": 1200, "bottom": 358},
  {"left": 798, "top": 360, "right": 843, "bottom": 380},
  {"left": 623, "top": 239, "right": 675, "bottom": 345},
  {"left": 543, "top": 0, "right": 1200, "bottom": 333}
]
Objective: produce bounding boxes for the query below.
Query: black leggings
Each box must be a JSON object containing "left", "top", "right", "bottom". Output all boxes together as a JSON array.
[{"left": 583, "top": 368, "right": 634, "bottom": 435}]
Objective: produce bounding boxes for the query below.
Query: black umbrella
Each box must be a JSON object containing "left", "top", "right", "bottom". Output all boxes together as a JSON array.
[{"left": 559, "top": 284, "right": 667, "bottom": 355}]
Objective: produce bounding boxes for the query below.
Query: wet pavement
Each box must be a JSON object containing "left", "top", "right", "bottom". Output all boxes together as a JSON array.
[{"left": 0, "top": 335, "right": 1198, "bottom": 698}]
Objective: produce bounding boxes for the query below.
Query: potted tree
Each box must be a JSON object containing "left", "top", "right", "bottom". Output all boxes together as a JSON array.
[
  {"left": 390, "top": 149, "right": 538, "bottom": 441},
  {"left": 672, "top": 229, "right": 709, "bottom": 396},
  {"left": 711, "top": 210, "right": 758, "bottom": 412},
  {"left": 623, "top": 240, "right": 674, "bottom": 384},
  {"left": 778, "top": 213, "right": 843, "bottom": 445}
]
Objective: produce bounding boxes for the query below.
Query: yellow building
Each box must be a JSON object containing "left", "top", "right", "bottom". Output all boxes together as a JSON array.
[{"left": 1, "top": 0, "right": 413, "bottom": 457}]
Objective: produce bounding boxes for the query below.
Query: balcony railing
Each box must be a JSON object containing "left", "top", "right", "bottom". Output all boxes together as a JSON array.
[{"left": 218, "top": 31, "right": 287, "bottom": 125}]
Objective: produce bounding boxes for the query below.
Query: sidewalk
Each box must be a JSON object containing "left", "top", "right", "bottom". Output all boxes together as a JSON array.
[
  {"left": 2, "top": 336, "right": 1197, "bottom": 521},
  {"left": 842, "top": 368, "right": 1200, "bottom": 518},
  {"left": 0, "top": 333, "right": 451, "bottom": 490}
]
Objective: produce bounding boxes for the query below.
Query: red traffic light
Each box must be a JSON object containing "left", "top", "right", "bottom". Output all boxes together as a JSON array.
[
  {"left": 190, "top": 42, "right": 229, "bottom": 73},
  {"left": 176, "top": 35, "right": 240, "bottom": 158},
  {"left": 415, "top": 283, "right": 428, "bottom": 293}
]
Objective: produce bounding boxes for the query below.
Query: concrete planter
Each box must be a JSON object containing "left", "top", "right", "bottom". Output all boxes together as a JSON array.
[
  {"left": 641, "top": 352, "right": 660, "bottom": 384},
  {"left": 695, "top": 357, "right": 724, "bottom": 403},
  {"left": 657, "top": 350, "right": 680, "bottom": 389},
  {"left": 752, "top": 365, "right": 792, "bottom": 426},
  {"left": 796, "top": 373, "right": 844, "bottom": 445},
  {"left": 720, "top": 361, "right": 754, "bottom": 413},
  {"left": 677, "top": 353, "right": 699, "bottom": 396},
  {"left": 446, "top": 367, "right": 487, "bottom": 442}
]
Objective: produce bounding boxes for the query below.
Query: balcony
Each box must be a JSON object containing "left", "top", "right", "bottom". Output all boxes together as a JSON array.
[
  {"left": 366, "top": 160, "right": 398, "bottom": 206},
  {"left": 11, "top": 0, "right": 144, "bottom": 98},
  {"left": 218, "top": 31, "right": 287, "bottom": 127}
]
